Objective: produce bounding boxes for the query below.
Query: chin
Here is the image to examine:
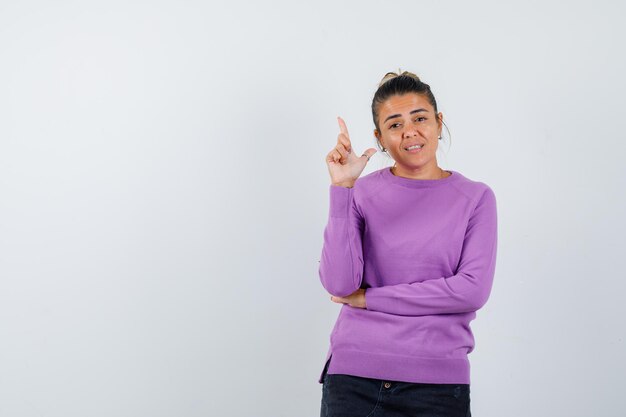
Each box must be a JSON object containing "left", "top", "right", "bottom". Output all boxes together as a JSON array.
[{"left": 399, "top": 157, "right": 433, "bottom": 167}]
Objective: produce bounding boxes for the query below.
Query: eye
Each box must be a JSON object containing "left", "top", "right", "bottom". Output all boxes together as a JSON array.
[{"left": 390, "top": 117, "right": 426, "bottom": 129}]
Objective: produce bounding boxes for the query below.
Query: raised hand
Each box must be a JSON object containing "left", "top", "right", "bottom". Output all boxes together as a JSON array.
[{"left": 326, "top": 116, "right": 377, "bottom": 187}]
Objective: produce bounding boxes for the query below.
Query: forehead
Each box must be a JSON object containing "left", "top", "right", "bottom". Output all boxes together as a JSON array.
[{"left": 379, "top": 93, "right": 432, "bottom": 116}]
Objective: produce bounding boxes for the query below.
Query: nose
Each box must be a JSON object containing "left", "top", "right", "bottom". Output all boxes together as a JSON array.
[{"left": 402, "top": 126, "right": 418, "bottom": 139}]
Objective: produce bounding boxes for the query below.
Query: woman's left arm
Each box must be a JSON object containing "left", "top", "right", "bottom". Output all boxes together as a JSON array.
[{"left": 364, "top": 187, "right": 498, "bottom": 316}]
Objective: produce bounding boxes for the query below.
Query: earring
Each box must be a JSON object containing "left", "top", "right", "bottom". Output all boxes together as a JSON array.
[
  {"left": 382, "top": 147, "right": 386, "bottom": 152},
  {"left": 438, "top": 136, "right": 442, "bottom": 140}
]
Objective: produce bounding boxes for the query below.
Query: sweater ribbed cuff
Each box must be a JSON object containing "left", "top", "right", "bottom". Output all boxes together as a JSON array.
[{"left": 329, "top": 185, "right": 352, "bottom": 218}]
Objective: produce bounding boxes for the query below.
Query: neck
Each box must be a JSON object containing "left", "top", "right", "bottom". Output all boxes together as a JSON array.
[{"left": 391, "top": 164, "right": 448, "bottom": 180}]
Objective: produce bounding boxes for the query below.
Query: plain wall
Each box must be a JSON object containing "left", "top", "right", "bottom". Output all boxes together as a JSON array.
[{"left": 1, "top": 0, "right": 624, "bottom": 416}]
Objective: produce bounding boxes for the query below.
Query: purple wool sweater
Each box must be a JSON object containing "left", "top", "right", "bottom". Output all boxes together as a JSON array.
[{"left": 317, "top": 167, "right": 498, "bottom": 385}]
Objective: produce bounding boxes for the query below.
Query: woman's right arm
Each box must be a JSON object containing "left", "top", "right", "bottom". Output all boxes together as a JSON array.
[
  {"left": 320, "top": 116, "right": 376, "bottom": 298},
  {"left": 318, "top": 184, "right": 366, "bottom": 297}
]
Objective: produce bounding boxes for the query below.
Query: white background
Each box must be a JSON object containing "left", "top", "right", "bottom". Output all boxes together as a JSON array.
[{"left": 1, "top": 1, "right": 624, "bottom": 416}]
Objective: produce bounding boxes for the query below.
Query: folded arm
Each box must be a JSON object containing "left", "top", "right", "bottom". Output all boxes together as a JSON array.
[{"left": 365, "top": 187, "right": 498, "bottom": 316}]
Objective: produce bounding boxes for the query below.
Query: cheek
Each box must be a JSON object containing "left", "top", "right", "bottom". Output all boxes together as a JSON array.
[{"left": 420, "top": 125, "right": 437, "bottom": 134}]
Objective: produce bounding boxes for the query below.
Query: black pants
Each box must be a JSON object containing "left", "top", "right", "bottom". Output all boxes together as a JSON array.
[{"left": 320, "top": 372, "right": 471, "bottom": 417}]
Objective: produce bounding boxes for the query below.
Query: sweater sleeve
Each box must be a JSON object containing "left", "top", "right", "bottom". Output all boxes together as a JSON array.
[
  {"left": 318, "top": 184, "right": 365, "bottom": 298},
  {"left": 364, "top": 186, "right": 498, "bottom": 316}
]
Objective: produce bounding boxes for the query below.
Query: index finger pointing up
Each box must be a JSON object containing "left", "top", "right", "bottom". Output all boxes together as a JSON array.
[{"left": 337, "top": 116, "right": 350, "bottom": 140}]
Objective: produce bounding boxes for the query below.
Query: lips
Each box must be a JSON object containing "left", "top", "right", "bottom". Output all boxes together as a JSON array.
[{"left": 404, "top": 143, "right": 425, "bottom": 150}]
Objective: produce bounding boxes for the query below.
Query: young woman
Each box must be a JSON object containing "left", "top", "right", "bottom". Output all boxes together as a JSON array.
[{"left": 318, "top": 71, "right": 498, "bottom": 417}]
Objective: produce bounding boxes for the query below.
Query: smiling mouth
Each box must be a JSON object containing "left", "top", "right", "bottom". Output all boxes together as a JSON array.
[{"left": 404, "top": 144, "right": 424, "bottom": 151}]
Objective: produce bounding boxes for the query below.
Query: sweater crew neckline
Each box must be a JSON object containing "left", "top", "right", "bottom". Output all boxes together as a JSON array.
[{"left": 381, "top": 167, "right": 461, "bottom": 188}]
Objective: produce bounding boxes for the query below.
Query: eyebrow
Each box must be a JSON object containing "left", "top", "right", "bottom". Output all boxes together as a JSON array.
[{"left": 383, "top": 108, "right": 429, "bottom": 124}]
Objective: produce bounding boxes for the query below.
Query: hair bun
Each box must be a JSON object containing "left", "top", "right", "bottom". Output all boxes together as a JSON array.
[{"left": 378, "top": 68, "right": 421, "bottom": 87}]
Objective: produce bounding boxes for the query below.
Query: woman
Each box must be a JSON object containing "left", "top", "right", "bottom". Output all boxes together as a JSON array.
[{"left": 318, "top": 71, "right": 498, "bottom": 417}]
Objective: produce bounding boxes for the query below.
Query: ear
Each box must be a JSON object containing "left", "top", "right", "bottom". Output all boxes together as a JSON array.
[{"left": 374, "top": 129, "right": 384, "bottom": 148}]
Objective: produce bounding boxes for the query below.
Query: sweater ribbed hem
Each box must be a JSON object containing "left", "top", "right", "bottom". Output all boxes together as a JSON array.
[{"left": 319, "top": 349, "right": 470, "bottom": 385}]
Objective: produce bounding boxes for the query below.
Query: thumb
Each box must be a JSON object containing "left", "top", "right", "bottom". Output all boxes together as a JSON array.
[{"left": 360, "top": 148, "right": 378, "bottom": 163}]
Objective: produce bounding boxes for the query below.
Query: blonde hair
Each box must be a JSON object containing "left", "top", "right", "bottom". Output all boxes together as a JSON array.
[{"left": 378, "top": 68, "right": 422, "bottom": 88}]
